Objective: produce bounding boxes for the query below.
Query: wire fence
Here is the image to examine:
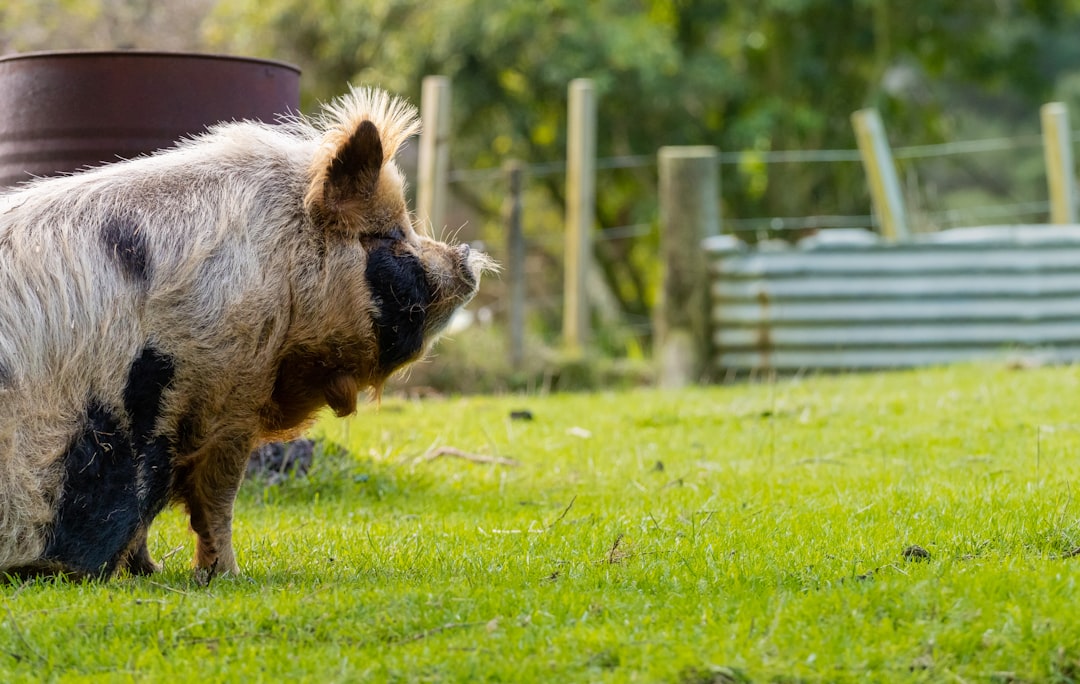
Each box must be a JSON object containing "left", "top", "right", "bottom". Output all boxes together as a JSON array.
[
  {"left": 443, "top": 128, "right": 1062, "bottom": 349},
  {"left": 448, "top": 129, "right": 1053, "bottom": 237},
  {"left": 449, "top": 132, "right": 1051, "bottom": 178}
]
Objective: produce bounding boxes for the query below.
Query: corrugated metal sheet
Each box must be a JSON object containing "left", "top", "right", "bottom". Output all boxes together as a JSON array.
[{"left": 705, "top": 225, "right": 1080, "bottom": 373}]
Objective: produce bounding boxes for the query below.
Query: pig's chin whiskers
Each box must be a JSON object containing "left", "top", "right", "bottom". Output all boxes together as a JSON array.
[
  {"left": 447, "top": 224, "right": 466, "bottom": 245},
  {"left": 435, "top": 222, "right": 467, "bottom": 245},
  {"left": 411, "top": 213, "right": 434, "bottom": 238}
]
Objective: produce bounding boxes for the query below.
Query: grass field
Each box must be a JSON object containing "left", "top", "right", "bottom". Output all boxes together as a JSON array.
[{"left": 4, "top": 362, "right": 1080, "bottom": 682}]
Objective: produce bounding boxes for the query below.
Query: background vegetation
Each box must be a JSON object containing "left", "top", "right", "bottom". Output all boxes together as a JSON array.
[{"left": 6, "top": 1, "right": 1080, "bottom": 359}]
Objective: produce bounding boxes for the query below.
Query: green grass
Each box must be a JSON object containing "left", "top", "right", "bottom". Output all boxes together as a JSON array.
[{"left": 6, "top": 362, "right": 1080, "bottom": 682}]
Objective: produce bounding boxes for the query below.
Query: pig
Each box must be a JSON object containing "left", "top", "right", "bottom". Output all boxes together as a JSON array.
[{"left": 0, "top": 86, "right": 490, "bottom": 579}]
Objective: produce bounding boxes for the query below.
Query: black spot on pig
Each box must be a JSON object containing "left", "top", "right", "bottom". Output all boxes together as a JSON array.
[
  {"left": 101, "top": 215, "right": 150, "bottom": 284},
  {"left": 365, "top": 245, "right": 432, "bottom": 371},
  {"left": 45, "top": 402, "right": 140, "bottom": 577},
  {"left": 123, "top": 346, "right": 176, "bottom": 519},
  {"left": 44, "top": 346, "right": 180, "bottom": 576}
]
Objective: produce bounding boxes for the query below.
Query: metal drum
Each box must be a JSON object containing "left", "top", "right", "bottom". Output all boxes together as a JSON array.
[{"left": 0, "top": 50, "right": 300, "bottom": 187}]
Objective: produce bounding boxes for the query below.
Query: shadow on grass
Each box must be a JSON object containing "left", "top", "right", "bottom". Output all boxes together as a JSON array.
[{"left": 238, "top": 439, "right": 435, "bottom": 511}]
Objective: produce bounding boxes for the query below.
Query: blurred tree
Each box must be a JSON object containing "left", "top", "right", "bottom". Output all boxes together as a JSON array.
[
  {"left": 5, "top": 0, "right": 1080, "bottom": 350},
  {"left": 201, "top": 0, "right": 1080, "bottom": 349},
  {"left": 0, "top": 0, "right": 215, "bottom": 53}
]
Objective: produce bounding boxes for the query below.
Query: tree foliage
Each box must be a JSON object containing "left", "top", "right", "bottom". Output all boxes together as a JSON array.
[
  {"left": 0, "top": 0, "right": 214, "bottom": 52},
  {"left": 5, "top": 1, "right": 1080, "bottom": 347},
  {"left": 200, "top": 0, "right": 1080, "bottom": 342}
]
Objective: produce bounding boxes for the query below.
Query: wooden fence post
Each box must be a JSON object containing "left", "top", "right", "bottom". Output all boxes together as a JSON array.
[
  {"left": 1041, "top": 102, "right": 1077, "bottom": 224},
  {"left": 563, "top": 78, "right": 597, "bottom": 356},
  {"left": 656, "top": 146, "right": 720, "bottom": 388},
  {"left": 417, "top": 76, "right": 452, "bottom": 234},
  {"left": 852, "top": 108, "right": 911, "bottom": 241},
  {"left": 504, "top": 160, "right": 525, "bottom": 371}
]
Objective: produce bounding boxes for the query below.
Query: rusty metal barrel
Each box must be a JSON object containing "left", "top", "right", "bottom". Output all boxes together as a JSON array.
[{"left": 0, "top": 50, "right": 301, "bottom": 187}]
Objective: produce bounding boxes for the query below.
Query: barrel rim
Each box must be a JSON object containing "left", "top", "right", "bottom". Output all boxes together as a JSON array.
[{"left": 0, "top": 50, "right": 301, "bottom": 75}]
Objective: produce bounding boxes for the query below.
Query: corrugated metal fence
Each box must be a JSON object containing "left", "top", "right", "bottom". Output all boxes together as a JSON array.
[{"left": 706, "top": 225, "right": 1080, "bottom": 374}]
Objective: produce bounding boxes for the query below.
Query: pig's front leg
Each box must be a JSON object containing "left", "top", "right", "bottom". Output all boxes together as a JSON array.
[{"left": 175, "top": 433, "right": 251, "bottom": 577}]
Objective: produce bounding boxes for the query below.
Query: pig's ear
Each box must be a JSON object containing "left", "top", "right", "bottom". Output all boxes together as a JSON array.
[
  {"left": 304, "top": 88, "right": 420, "bottom": 229},
  {"left": 308, "top": 120, "right": 383, "bottom": 223}
]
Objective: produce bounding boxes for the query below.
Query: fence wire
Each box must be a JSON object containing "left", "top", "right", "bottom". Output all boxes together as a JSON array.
[
  {"left": 442, "top": 129, "right": 1065, "bottom": 348},
  {"left": 449, "top": 131, "right": 1050, "bottom": 184}
]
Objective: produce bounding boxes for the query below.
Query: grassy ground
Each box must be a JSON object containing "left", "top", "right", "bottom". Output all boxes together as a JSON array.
[{"left": 4, "top": 362, "right": 1080, "bottom": 682}]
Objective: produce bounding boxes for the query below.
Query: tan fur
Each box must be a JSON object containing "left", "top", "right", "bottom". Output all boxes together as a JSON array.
[{"left": 0, "top": 86, "right": 489, "bottom": 578}]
